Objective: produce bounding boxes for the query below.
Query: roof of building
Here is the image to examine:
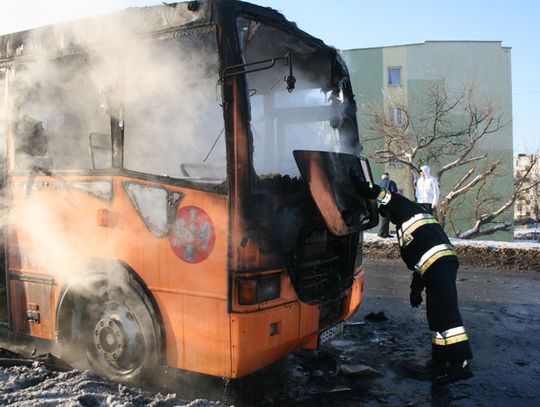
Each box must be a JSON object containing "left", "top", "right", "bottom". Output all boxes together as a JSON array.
[{"left": 344, "top": 40, "right": 511, "bottom": 53}]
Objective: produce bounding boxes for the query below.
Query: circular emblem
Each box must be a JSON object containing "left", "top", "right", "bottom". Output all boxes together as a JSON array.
[{"left": 169, "top": 206, "right": 216, "bottom": 263}]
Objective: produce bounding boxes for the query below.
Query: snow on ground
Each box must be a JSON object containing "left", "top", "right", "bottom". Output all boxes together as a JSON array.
[
  {"left": 363, "top": 232, "right": 540, "bottom": 271},
  {"left": 364, "top": 231, "right": 540, "bottom": 250},
  {"left": 0, "top": 362, "right": 228, "bottom": 407}
]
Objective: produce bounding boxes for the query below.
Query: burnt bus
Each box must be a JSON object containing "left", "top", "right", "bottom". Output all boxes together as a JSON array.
[{"left": 0, "top": 0, "right": 377, "bottom": 380}]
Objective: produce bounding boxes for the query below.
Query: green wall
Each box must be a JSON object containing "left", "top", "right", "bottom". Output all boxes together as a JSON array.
[
  {"left": 343, "top": 42, "right": 514, "bottom": 240},
  {"left": 343, "top": 48, "right": 385, "bottom": 179}
]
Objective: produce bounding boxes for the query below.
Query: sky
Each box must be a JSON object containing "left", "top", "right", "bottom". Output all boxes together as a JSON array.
[{"left": 1, "top": 0, "right": 539, "bottom": 154}]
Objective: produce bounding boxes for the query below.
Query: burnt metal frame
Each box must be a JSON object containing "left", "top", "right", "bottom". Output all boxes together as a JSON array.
[
  {"left": 212, "top": 2, "right": 364, "bottom": 314},
  {"left": 220, "top": 51, "right": 295, "bottom": 93}
]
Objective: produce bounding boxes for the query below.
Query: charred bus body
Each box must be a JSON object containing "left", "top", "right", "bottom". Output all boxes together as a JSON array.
[{"left": 0, "top": 0, "right": 376, "bottom": 380}]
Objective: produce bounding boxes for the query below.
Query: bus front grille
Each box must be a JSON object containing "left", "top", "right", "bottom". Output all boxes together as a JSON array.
[{"left": 288, "top": 226, "right": 356, "bottom": 304}]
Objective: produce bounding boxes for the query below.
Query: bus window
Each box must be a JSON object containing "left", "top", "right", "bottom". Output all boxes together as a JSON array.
[
  {"left": 10, "top": 57, "right": 110, "bottom": 172},
  {"left": 123, "top": 30, "right": 225, "bottom": 184},
  {"left": 250, "top": 86, "right": 342, "bottom": 177},
  {"left": 238, "top": 19, "right": 356, "bottom": 179}
]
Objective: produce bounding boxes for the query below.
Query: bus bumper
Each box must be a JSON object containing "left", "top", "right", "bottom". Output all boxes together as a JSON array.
[{"left": 229, "top": 267, "right": 365, "bottom": 378}]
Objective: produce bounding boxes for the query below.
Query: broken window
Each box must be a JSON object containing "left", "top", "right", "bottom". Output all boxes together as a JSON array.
[
  {"left": 237, "top": 18, "right": 353, "bottom": 178},
  {"left": 9, "top": 56, "right": 110, "bottom": 172},
  {"left": 123, "top": 29, "right": 225, "bottom": 183}
]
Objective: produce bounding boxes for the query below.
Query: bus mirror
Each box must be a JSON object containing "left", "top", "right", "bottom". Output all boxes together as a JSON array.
[
  {"left": 284, "top": 52, "right": 296, "bottom": 93},
  {"left": 221, "top": 52, "right": 296, "bottom": 93}
]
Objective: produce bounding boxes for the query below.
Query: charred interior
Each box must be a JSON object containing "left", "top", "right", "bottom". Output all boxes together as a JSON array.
[
  {"left": 236, "top": 16, "right": 364, "bottom": 304},
  {"left": 248, "top": 173, "right": 361, "bottom": 305}
]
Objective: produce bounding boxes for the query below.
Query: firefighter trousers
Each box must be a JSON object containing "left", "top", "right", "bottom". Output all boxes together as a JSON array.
[{"left": 424, "top": 260, "right": 473, "bottom": 363}]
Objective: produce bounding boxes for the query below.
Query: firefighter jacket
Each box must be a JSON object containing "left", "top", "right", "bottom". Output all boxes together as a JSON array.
[{"left": 376, "top": 188, "right": 457, "bottom": 274}]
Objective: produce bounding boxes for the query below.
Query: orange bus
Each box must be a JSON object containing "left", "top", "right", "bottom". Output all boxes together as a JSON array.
[{"left": 0, "top": 0, "right": 376, "bottom": 381}]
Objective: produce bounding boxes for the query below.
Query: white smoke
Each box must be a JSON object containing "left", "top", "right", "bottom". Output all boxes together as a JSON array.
[
  {"left": 240, "top": 18, "right": 360, "bottom": 178},
  {"left": 2, "top": 3, "right": 225, "bottom": 284},
  {"left": 0, "top": 1, "right": 147, "bottom": 36}
]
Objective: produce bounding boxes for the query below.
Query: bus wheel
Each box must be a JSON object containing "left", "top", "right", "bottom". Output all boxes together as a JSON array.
[{"left": 78, "top": 281, "right": 160, "bottom": 382}]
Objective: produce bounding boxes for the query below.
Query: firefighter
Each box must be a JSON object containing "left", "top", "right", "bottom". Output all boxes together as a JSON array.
[{"left": 353, "top": 177, "right": 473, "bottom": 385}]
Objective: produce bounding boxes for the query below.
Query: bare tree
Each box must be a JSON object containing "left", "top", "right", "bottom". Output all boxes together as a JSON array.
[
  {"left": 458, "top": 154, "right": 540, "bottom": 238},
  {"left": 363, "top": 79, "right": 518, "bottom": 238}
]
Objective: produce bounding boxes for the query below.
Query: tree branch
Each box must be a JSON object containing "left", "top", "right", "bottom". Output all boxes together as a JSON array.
[{"left": 458, "top": 221, "right": 513, "bottom": 239}]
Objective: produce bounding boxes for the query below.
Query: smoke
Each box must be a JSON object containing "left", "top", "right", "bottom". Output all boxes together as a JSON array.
[
  {"left": 250, "top": 83, "right": 344, "bottom": 177},
  {"left": 239, "top": 17, "right": 360, "bottom": 179},
  {"left": 2, "top": 3, "right": 227, "bottom": 285},
  {"left": 0, "top": 4, "right": 229, "bottom": 380},
  {"left": 0, "top": 1, "right": 138, "bottom": 36},
  {"left": 121, "top": 31, "right": 225, "bottom": 177}
]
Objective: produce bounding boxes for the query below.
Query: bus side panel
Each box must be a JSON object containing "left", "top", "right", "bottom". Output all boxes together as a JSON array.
[
  {"left": 9, "top": 279, "right": 57, "bottom": 340},
  {"left": 229, "top": 302, "right": 320, "bottom": 378},
  {"left": 343, "top": 269, "right": 365, "bottom": 320},
  {"left": 117, "top": 180, "right": 229, "bottom": 298},
  {"left": 7, "top": 182, "right": 111, "bottom": 340},
  {"left": 7, "top": 176, "right": 233, "bottom": 376},
  {"left": 181, "top": 295, "right": 231, "bottom": 376},
  {"left": 112, "top": 179, "right": 231, "bottom": 376},
  {"left": 154, "top": 291, "right": 232, "bottom": 377}
]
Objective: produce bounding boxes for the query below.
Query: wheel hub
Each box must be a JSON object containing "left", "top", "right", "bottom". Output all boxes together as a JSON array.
[
  {"left": 92, "top": 303, "right": 144, "bottom": 370},
  {"left": 94, "top": 318, "right": 126, "bottom": 360}
]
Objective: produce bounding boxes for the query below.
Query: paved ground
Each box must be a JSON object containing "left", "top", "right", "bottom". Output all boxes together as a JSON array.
[
  {"left": 1, "top": 258, "right": 539, "bottom": 406},
  {"left": 174, "top": 258, "right": 540, "bottom": 406}
]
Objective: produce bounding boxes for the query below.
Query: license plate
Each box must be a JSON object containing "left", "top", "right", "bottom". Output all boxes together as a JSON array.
[{"left": 319, "top": 322, "right": 344, "bottom": 345}]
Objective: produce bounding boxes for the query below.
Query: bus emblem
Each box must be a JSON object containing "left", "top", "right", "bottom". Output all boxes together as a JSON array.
[{"left": 169, "top": 206, "right": 216, "bottom": 263}]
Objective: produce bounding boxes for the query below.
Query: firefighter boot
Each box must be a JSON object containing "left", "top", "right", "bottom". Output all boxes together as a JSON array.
[{"left": 434, "top": 360, "right": 473, "bottom": 385}]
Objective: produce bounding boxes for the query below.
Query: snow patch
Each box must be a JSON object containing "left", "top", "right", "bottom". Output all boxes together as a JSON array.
[
  {"left": 0, "top": 365, "right": 229, "bottom": 407},
  {"left": 364, "top": 232, "right": 540, "bottom": 251}
]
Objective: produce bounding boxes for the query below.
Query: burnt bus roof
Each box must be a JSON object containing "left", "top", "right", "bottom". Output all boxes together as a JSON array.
[
  {"left": 0, "top": 1, "right": 212, "bottom": 62},
  {"left": 0, "top": 0, "right": 339, "bottom": 63}
]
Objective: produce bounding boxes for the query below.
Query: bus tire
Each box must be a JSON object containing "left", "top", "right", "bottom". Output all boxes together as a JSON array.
[{"left": 72, "top": 276, "right": 160, "bottom": 382}]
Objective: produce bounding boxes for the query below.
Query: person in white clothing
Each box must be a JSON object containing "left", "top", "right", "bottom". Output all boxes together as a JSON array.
[{"left": 415, "top": 165, "right": 440, "bottom": 215}]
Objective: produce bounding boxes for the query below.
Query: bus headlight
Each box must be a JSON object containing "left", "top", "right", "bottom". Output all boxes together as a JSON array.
[{"left": 237, "top": 274, "right": 281, "bottom": 305}]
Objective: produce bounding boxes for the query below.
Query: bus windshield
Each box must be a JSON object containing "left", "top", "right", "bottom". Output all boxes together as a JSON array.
[{"left": 237, "top": 17, "right": 359, "bottom": 178}]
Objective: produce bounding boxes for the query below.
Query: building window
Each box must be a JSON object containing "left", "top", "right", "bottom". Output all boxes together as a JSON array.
[
  {"left": 388, "top": 67, "right": 401, "bottom": 86},
  {"left": 389, "top": 106, "right": 404, "bottom": 126}
]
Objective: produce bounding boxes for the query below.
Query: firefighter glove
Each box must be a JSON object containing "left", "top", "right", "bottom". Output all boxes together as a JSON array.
[{"left": 410, "top": 272, "right": 424, "bottom": 308}]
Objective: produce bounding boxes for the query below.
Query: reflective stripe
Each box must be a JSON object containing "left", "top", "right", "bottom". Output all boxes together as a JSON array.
[
  {"left": 414, "top": 244, "right": 456, "bottom": 274},
  {"left": 432, "top": 333, "right": 469, "bottom": 346},
  {"left": 399, "top": 213, "right": 435, "bottom": 235},
  {"left": 377, "top": 189, "right": 392, "bottom": 205},
  {"left": 432, "top": 326, "right": 469, "bottom": 346},
  {"left": 441, "top": 326, "right": 466, "bottom": 337},
  {"left": 417, "top": 249, "right": 456, "bottom": 274},
  {"left": 398, "top": 218, "right": 439, "bottom": 247}
]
